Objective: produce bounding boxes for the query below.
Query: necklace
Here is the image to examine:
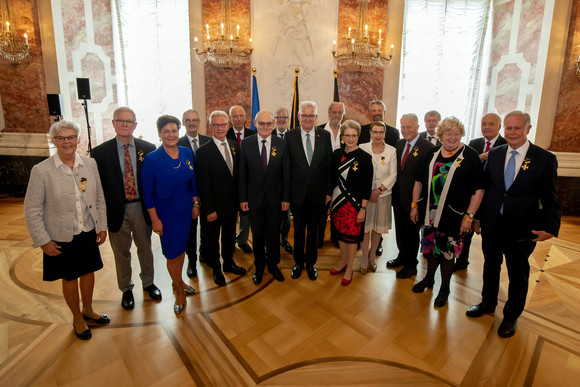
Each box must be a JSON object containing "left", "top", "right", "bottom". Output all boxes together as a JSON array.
[
  {"left": 173, "top": 161, "right": 181, "bottom": 169},
  {"left": 443, "top": 145, "right": 460, "bottom": 156}
]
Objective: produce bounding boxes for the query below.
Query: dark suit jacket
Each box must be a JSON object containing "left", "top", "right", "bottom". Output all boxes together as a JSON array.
[
  {"left": 359, "top": 123, "right": 400, "bottom": 147},
  {"left": 392, "top": 136, "right": 435, "bottom": 211},
  {"left": 419, "top": 131, "right": 442, "bottom": 145},
  {"left": 238, "top": 135, "right": 290, "bottom": 210},
  {"left": 468, "top": 135, "right": 507, "bottom": 154},
  {"left": 196, "top": 139, "right": 240, "bottom": 217},
  {"left": 177, "top": 133, "right": 210, "bottom": 153},
  {"left": 92, "top": 137, "right": 156, "bottom": 233},
  {"left": 286, "top": 127, "right": 333, "bottom": 206},
  {"left": 480, "top": 142, "right": 561, "bottom": 240},
  {"left": 227, "top": 127, "right": 256, "bottom": 144}
]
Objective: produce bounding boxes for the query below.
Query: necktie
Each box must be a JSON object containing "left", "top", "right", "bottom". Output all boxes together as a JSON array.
[
  {"left": 401, "top": 143, "right": 411, "bottom": 169},
  {"left": 236, "top": 132, "right": 242, "bottom": 147},
  {"left": 428, "top": 136, "right": 434, "bottom": 144},
  {"left": 192, "top": 138, "right": 198, "bottom": 154},
  {"left": 504, "top": 150, "right": 517, "bottom": 190},
  {"left": 279, "top": 133, "right": 284, "bottom": 140},
  {"left": 305, "top": 133, "right": 313, "bottom": 165},
  {"left": 484, "top": 140, "right": 491, "bottom": 153},
  {"left": 221, "top": 142, "right": 233, "bottom": 175},
  {"left": 124, "top": 144, "right": 136, "bottom": 201},
  {"left": 261, "top": 140, "right": 268, "bottom": 172}
]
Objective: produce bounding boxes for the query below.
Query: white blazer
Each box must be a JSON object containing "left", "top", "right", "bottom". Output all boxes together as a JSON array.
[
  {"left": 24, "top": 154, "right": 107, "bottom": 248},
  {"left": 360, "top": 142, "right": 397, "bottom": 197}
]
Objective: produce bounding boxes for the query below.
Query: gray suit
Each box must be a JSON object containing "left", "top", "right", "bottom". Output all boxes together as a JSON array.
[{"left": 24, "top": 155, "right": 107, "bottom": 248}]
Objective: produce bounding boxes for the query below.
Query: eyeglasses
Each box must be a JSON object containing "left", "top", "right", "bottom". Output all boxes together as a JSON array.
[
  {"left": 184, "top": 119, "right": 200, "bottom": 124},
  {"left": 275, "top": 116, "right": 288, "bottom": 119},
  {"left": 53, "top": 135, "right": 78, "bottom": 142},
  {"left": 342, "top": 134, "right": 359, "bottom": 138},
  {"left": 211, "top": 123, "right": 229, "bottom": 128},
  {"left": 371, "top": 131, "right": 385, "bottom": 135},
  {"left": 300, "top": 114, "right": 316, "bottom": 118},
  {"left": 114, "top": 119, "right": 137, "bottom": 125},
  {"left": 257, "top": 121, "right": 274, "bottom": 127}
]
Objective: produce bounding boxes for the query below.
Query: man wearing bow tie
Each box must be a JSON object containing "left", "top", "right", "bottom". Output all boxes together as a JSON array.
[{"left": 419, "top": 110, "right": 442, "bottom": 145}]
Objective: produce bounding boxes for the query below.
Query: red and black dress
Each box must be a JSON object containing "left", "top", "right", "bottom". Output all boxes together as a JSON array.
[{"left": 330, "top": 148, "right": 373, "bottom": 244}]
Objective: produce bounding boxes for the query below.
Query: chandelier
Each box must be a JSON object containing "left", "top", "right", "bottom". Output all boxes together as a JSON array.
[
  {"left": 332, "top": 0, "right": 393, "bottom": 72},
  {"left": 193, "top": 0, "right": 252, "bottom": 69},
  {"left": 0, "top": 0, "right": 30, "bottom": 64}
]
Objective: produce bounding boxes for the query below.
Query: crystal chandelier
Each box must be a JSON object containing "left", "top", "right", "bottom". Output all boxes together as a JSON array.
[
  {"left": 0, "top": 0, "right": 30, "bottom": 64},
  {"left": 332, "top": 0, "right": 393, "bottom": 73},
  {"left": 193, "top": 0, "right": 252, "bottom": 69}
]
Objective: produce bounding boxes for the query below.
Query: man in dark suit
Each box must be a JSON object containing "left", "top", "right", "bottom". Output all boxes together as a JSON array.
[
  {"left": 274, "top": 107, "right": 293, "bottom": 254},
  {"left": 227, "top": 105, "right": 256, "bottom": 254},
  {"left": 455, "top": 113, "right": 506, "bottom": 271},
  {"left": 196, "top": 110, "right": 247, "bottom": 286},
  {"left": 177, "top": 109, "right": 210, "bottom": 278},
  {"left": 358, "top": 100, "right": 400, "bottom": 147},
  {"left": 286, "top": 101, "right": 333, "bottom": 281},
  {"left": 466, "top": 110, "right": 561, "bottom": 338},
  {"left": 239, "top": 110, "right": 290, "bottom": 284},
  {"left": 92, "top": 107, "right": 161, "bottom": 310},
  {"left": 419, "top": 110, "right": 442, "bottom": 145},
  {"left": 387, "top": 113, "right": 435, "bottom": 279}
]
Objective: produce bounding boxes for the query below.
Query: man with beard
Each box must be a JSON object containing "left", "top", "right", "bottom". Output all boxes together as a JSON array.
[{"left": 358, "top": 100, "right": 400, "bottom": 146}]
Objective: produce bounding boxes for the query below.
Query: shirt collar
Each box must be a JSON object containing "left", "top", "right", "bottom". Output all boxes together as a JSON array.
[
  {"left": 507, "top": 140, "right": 530, "bottom": 155},
  {"left": 116, "top": 136, "right": 135, "bottom": 150},
  {"left": 54, "top": 152, "right": 83, "bottom": 169}
]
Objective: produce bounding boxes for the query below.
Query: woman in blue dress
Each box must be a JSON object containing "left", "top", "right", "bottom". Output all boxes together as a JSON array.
[{"left": 142, "top": 115, "right": 200, "bottom": 315}]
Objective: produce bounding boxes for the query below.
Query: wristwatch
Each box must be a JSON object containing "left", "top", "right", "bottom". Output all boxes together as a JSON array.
[{"left": 465, "top": 212, "right": 474, "bottom": 219}]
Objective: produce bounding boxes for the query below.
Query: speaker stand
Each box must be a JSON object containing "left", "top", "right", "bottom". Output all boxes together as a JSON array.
[{"left": 81, "top": 99, "right": 92, "bottom": 155}]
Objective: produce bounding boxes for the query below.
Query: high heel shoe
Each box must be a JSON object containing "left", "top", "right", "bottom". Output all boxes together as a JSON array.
[
  {"left": 434, "top": 291, "right": 450, "bottom": 308},
  {"left": 360, "top": 263, "right": 369, "bottom": 275},
  {"left": 184, "top": 285, "right": 196, "bottom": 295},
  {"left": 370, "top": 264, "right": 377, "bottom": 272},
  {"left": 412, "top": 278, "right": 435, "bottom": 293},
  {"left": 330, "top": 266, "right": 346, "bottom": 275},
  {"left": 173, "top": 303, "right": 185, "bottom": 315},
  {"left": 341, "top": 274, "right": 353, "bottom": 286}
]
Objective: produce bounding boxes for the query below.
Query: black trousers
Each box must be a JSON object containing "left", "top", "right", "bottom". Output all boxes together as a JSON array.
[
  {"left": 481, "top": 220, "right": 536, "bottom": 321},
  {"left": 249, "top": 199, "right": 283, "bottom": 270},
  {"left": 457, "top": 230, "right": 474, "bottom": 264},
  {"left": 280, "top": 209, "right": 291, "bottom": 243},
  {"left": 205, "top": 211, "right": 237, "bottom": 271},
  {"left": 393, "top": 201, "right": 421, "bottom": 269},
  {"left": 291, "top": 192, "right": 324, "bottom": 266}
]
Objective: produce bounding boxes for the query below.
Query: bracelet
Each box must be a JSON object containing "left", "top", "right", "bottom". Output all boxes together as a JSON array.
[
  {"left": 378, "top": 187, "right": 384, "bottom": 193},
  {"left": 463, "top": 215, "right": 473, "bottom": 222},
  {"left": 360, "top": 206, "right": 366, "bottom": 211},
  {"left": 411, "top": 202, "right": 418, "bottom": 209},
  {"left": 193, "top": 204, "right": 200, "bottom": 209}
]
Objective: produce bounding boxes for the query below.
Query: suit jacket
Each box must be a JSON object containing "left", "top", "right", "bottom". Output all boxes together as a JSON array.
[
  {"left": 468, "top": 135, "right": 507, "bottom": 154},
  {"left": 359, "top": 123, "right": 400, "bottom": 147},
  {"left": 177, "top": 133, "right": 211, "bottom": 153},
  {"left": 286, "top": 126, "right": 333, "bottom": 206},
  {"left": 238, "top": 135, "right": 291, "bottom": 210},
  {"left": 392, "top": 136, "right": 435, "bottom": 211},
  {"left": 24, "top": 154, "right": 107, "bottom": 247},
  {"left": 196, "top": 139, "right": 240, "bottom": 217},
  {"left": 227, "top": 127, "right": 256, "bottom": 144},
  {"left": 419, "top": 131, "right": 442, "bottom": 145},
  {"left": 92, "top": 137, "right": 156, "bottom": 233},
  {"left": 480, "top": 142, "right": 561, "bottom": 240},
  {"left": 317, "top": 123, "right": 345, "bottom": 150}
]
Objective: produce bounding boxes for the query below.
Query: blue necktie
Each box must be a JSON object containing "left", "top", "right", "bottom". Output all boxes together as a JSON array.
[{"left": 501, "top": 150, "right": 517, "bottom": 214}]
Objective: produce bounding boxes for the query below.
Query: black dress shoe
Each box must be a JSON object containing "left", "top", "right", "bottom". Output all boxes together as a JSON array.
[
  {"left": 434, "top": 291, "right": 450, "bottom": 307},
  {"left": 252, "top": 269, "right": 263, "bottom": 284},
  {"left": 213, "top": 270, "right": 226, "bottom": 286},
  {"left": 83, "top": 314, "right": 110, "bottom": 324},
  {"left": 412, "top": 278, "right": 435, "bottom": 293},
  {"left": 238, "top": 242, "right": 253, "bottom": 254},
  {"left": 454, "top": 260, "right": 469, "bottom": 271},
  {"left": 143, "top": 284, "right": 162, "bottom": 301},
  {"left": 281, "top": 241, "right": 293, "bottom": 253},
  {"left": 376, "top": 244, "right": 383, "bottom": 256},
  {"left": 396, "top": 267, "right": 417, "bottom": 279},
  {"left": 498, "top": 319, "right": 517, "bottom": 338},
  {"left": 466, "top": 302, "right": 496, "bottom": 318},
  {"left": 187, "top": 263, "right": 197, "bottom": 278},
  {"left": 269, "top": 266, "right": 285, "bottom": 282},
  {"left": 291, "top": 264, "right": 303, "bottom": 279},
  {"left": 386, "top": 257, "right": 404, "bottom": 268},
  {"left": 223, "top": 263, "right": 247, "bottom": 275},
  {"left": 121, "top": 290, "right": 135, "bottom": 310},
  {"left": 306, "top": 265, "right": 318, "bottom": 281},
  {"left": 73, "top": 324, "right": 92, "bottom": 340}
]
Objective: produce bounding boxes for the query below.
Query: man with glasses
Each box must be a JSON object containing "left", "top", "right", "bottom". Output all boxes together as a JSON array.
[
  {"left": 178, "top": 109, "right": 210, "bottom": 278},
  {"left": 92, "top": 107, "right": 161, "bottom": 310},
  {"left": 274, "top": 107, "right": 293, "bottom": 254},
  {"left": 419, "top": 110, "right": 442, "bottom": 145},
  {"left": 239, "top": 110, "right": 290, "bottom": 284},
  {"left": 196, "top": 111, "right": 247, "bottom": 287},
  {"left": 286, "top": 101, "right": 333, "bottom": 281},
  {"left": 226, "top": 105, "right": 256, "bottom": 255}
]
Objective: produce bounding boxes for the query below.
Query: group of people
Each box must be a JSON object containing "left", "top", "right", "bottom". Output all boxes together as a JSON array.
[{"left": 24, "top": 99, "right": 560, "bottom": 341}]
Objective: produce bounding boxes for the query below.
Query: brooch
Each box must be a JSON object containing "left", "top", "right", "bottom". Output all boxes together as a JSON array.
[
  {"left": 381, "top": 156, "right": 386, "bottom": 166},
  {"left": 79, "top": 177, "right": 87, "bottom": 192},
  {"left": 352, "top": 161, "right": 359, "bottom": 171},
  {"left": 186, "top": 160, "right": 194, "bottom": 170},
  {"left": 412, "top": 147, "right": 419, "bottom": 157},
  {"left": 231, "top": 146, "right": 236, "bottom": 156},
  {"left": 137, "top": 150, "right": 144, "bottom": 162},
  {"left": 521, "top": 157, "right": 531, "bottom": 171},
  {"left": 456, "top": 157, "right": 463, "bottom": 168},
  {"left": 271, "top": 146, "right": 277, "bottom": 157}
]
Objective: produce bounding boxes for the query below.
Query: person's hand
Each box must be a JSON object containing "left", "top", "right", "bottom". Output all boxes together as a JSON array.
[
  {"left": 410, "top": 208, "right": 419, "bottom": 224},
  {"left": 531, "top": 230, "right": 555, "bottom": 242},
  {"left": 356, "top": 208, "right": 366, "bottom": 223},
  {"left": 192, "top": 206, "right": 200, "bottom": 220},
  {"left": 473, "top": 220, "right": 481, "bottom": 235},
  {"left": 479, "top": 152, "right": 489, "bottom": 161},
  {"left": 96, "top": 231, "right": 107, "bottom": 245},
  {"left": 207, "top": 212, "right": 218, "bottom": 222},
  {"left": 369, "top": 189, "right": 380, "bottom": 203},
  {"left": 282, "top": 202, "right": 290, "bottom": 211},
  {"left": 152, "top": 218, "right": 163, "bottom": 236},
  {"left": 459, "top": 218, "right": 472, "bottom": 235},
  {"left": 41, "top": 241, "right": 61, "bottom": 256},
  {"left": 240, "top": 202, "right": 249, "bottom": 212},
  {"left": 326, "top": 195, "right": 332, "bottom": 205}
]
